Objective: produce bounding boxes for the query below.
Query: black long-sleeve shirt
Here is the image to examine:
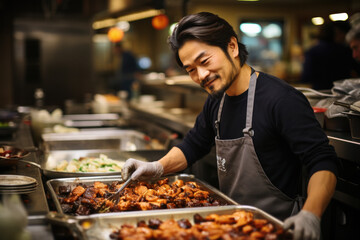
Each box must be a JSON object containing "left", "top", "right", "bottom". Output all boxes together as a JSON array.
[{"left": 177, "top": 71, "right": 338, "bottom": 198}]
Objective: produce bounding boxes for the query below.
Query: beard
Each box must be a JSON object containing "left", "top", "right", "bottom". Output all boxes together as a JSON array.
[
  {"left": 202, "top": 57, "right": 239, "bottom": 99},
  {"left": 206, "top": 69, "right": 238, "bottom": 99}
]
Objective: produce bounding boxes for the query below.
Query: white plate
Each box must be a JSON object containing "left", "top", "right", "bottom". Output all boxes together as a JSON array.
[
  {"left": 0, "top": 175, "right": 37, "bottom": 187},
  {"left": 0, "top": 188, "right": 36, "bottom": 194},
  {"left": 0, "top": 182, "right": 38, "bottom": 190}
]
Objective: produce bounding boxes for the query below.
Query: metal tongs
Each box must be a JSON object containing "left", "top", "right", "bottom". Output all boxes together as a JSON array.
[
  {"left": 334, "top": 100, "right": 360, "bottom": 113},
  {"left": 99, "top": 176, "right": 132, "bottom": 211},
  {"left": 108, "top": 177, "right": 132, "bottom": 205}
]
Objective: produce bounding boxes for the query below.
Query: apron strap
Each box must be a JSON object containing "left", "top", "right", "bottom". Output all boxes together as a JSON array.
[
  {"left": 215, "top": 68, "right": 257, "bottom": 138},
  {"left": 243, "top": 70, "right": 257, "bottom": 137},
  {"left": 215, "top": 93, "right": 226, "bottom": 139}
]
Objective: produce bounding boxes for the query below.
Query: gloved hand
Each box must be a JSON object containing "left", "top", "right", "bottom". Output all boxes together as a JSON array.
[
  {"left": 283, "top": 210, "right": 321, "bottom": 240},
  {"left": 121, "top": 158, "right": 164, "bottom": 181}
]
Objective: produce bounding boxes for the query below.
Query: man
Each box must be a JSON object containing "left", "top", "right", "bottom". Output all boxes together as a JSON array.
[
  {"left": 301, "top": 21, "right": 360, "bottom": 90},
  {"left": 122, "top": 12, "right": 338, "bottom": 240},
  {"left": 109, "top": 42, "right": 140, "bottom": 99},
  {"left": 346, "top": 24, "right": 360, "bottom": 62}
]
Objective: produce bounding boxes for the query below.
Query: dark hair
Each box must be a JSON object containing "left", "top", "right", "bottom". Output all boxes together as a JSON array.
[
  {"left": 318, "top": 21, "right": 351, "bottom": 42},
  {"left": 168, "top": 12, "right": 248, "bottom": 67}
]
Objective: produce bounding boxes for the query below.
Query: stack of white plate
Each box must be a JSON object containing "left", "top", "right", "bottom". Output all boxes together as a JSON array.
[{"left": 0, "top": 175, "right": 38, "bottom": 194}]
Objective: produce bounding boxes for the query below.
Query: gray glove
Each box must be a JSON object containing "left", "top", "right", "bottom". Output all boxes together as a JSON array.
[
  {"left": 121, "top": 158, "right": 164, "bottom": 181},
  {"left": 283, "top": 210, "right": 321, "bottom": 240}
]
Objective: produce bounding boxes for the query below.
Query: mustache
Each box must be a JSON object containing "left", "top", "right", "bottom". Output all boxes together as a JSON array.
[{"left": 200, "top": 75, "right": 219, "bottom": 88}]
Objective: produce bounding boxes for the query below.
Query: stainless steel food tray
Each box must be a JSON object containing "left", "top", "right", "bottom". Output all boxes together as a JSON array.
[
  {"left": 46, "top": 205, "right": 285, "bottom": 240},
  {"left": 41, "top": 129, "right": 160, "bottom": 151},
  {"left": 46, "top": 174, "right": 238, "bottom": 215},
  {"left": 40, "top": 149, "right": 167, "bottom": 179},
  {"left": 39, "top": 150, "right": 142, "bottom": 179}
]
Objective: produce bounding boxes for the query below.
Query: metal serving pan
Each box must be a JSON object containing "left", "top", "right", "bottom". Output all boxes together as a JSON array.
[
  {"left": 46, "top": 205, "right": 287, "bottom": 240},
  {"left": 46, "top": 174, "right": 238, "bottom": 215},
  {"left": 37, "top": 149, "right": 167, "bottom": 179},
  {"left": 39, "top": 150, "right": 134, "bottom": 179},
  {"left": 41, "top": 129, "right": 163, "bottom": 151}
]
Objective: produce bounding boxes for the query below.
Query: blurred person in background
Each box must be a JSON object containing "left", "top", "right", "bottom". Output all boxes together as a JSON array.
[
  {"left": 109, "top": 42, "right": 140, "bottom": 99},
  {"left": 346, "top": 24, "right": 360, "bottom": 62},
  {"left": 301, "top": 21, "right": 360, "bottom": 90}
]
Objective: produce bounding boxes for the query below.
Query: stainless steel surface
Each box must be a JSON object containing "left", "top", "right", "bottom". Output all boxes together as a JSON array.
[
  {"left": 39, "top": 149, "right": 156, "bottom": 178},
  {"left": 0, "top": 120, "right": 50, "bottom": 219},
  {"left": 326, "top": 130, "right": 360, "bottom": 165},
  {"left": 63, "top": 113, "right": 121, "bottom": 128},
  {"left": 46, "top": 205, "right": 284, "bottom": 240},
  {"left": 41, "top": 129, "right": 162, "bottom": 151},
  {"left": 63, "top": 114, "right": 119, "bottom": 121},
  {"left": 46, "top": 173, "right": 238, "bottom": 216}
]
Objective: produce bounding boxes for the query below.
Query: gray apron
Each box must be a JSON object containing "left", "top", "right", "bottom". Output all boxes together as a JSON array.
[{"left": 215, "top": 71, "right": 302, "bottom": 221}]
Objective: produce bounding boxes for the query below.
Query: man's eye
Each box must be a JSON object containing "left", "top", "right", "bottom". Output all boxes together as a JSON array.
[
  {"left": 187, "top": 69, "right": 194, "bottom": 73},
  {"left": 201, "top": 58, "right": 209, "bottom": 64}
]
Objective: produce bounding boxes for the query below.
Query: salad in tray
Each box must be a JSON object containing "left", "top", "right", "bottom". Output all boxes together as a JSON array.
[{"left": 54, "top": 154, "right": 123, "bottom": 173}]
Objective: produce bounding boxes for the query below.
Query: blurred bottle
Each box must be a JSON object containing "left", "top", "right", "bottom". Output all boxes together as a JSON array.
[
  {"left": 118, "top": 90, "right": 130, "bottom": 118},
  {"left": 34, "top": 88, "right": 44, "bottom": 108}
]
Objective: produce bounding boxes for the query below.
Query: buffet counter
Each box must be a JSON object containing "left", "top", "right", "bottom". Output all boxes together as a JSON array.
[{"left": 0, "top": 118, "right": 54, "bottom": 239}]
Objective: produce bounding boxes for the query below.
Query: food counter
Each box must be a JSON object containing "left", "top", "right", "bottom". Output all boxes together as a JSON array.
[
  {"left": 1, "top": 81, "right": 359, "bottom": 239},
  {"left": 0, "top": 118, "right": 53, "bottom": 239}
]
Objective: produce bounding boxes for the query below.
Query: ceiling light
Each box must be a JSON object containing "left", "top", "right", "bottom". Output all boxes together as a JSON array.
[
  {"left": 311, "top": 17, "right": 324, "bottom": 25},
  {"left": 92, "top": 9, "right": 165, "bottom": 30},
  {"left": 93, "top": 19, "right": 117, "bottom": 30},
  {"left": 117, "top": 9, "right": 164, "bottom": 22},
  {"left": 240, "top": 23, "right": 262, "bottom": 37},
  {"left": 263, "top": 24, "right": 282, "bottom": 38},
  {"left": 329, "top": 13, "right": 348, "bottom": 21},
  {"left": 116, "top": 21, "right": 130, "bottom": 32}
]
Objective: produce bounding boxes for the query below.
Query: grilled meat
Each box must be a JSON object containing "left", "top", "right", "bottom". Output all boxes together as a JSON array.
[{"left": 57, "top": 178, "right": 222, "bottom": 215}]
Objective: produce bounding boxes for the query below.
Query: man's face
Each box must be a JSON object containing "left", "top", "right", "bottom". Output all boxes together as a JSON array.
[
  {"left": 178, "top": 40, "right": 239, "bottom": 98},
  {"left": 350, "top": 39, "right": 360, "bottom": 62}
]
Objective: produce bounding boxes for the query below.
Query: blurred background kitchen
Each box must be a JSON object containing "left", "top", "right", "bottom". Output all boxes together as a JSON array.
[
  {"left": 0, "top": 0, "right": 359, "bottom": 110},
  {"left": 1, "top": 0, "right": 360, "bottom": 239}
]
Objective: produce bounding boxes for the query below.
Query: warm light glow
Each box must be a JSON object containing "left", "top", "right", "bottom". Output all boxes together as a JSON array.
[
  {"left": 116, "top": 21, "right": 130, "bottom": 32},
  {"left": 152, "top": 14, "right": 169, "bottom": 30},
  {"left": 329, "top": 13, "right": 348, "bottom": 21},
  {"left": 93, "top": 18, "right": 116, "bottom": 30},
  {"left": 93, "top": 9, "right": 164, "bottom": 30},
  {"left": 312, "top": 17, "right": 324, "bottom": 25},
  {"left": 117, "top": 9, "right": 164, "bottom": 22},
  {"left": 107, "top": 27, "right": 124, "bottom": 42}
]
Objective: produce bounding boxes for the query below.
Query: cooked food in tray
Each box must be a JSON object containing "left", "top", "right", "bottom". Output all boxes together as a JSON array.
[
  {"left": 109, "top": 210, "right": 289, "bottom": 240},
  {"left": 57, "top": 178, "right": 223, "bottom": 215},
  {"left": 53, "top": 154, "right": 123, "bottom": 173}
]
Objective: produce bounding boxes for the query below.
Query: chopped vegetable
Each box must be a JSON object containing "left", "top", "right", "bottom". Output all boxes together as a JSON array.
[{"left": 53, "top": 154, "right": 123, "bottom": 173}]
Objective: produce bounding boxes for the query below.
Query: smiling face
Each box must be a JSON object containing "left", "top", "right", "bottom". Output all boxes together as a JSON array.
[{"left": 178, "top": 38, "right": 240, "bottom": 98}]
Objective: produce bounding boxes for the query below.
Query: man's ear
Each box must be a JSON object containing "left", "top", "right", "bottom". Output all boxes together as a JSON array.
[{"left": 228, "top": 37, "right": 239, "bottom": 57}]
